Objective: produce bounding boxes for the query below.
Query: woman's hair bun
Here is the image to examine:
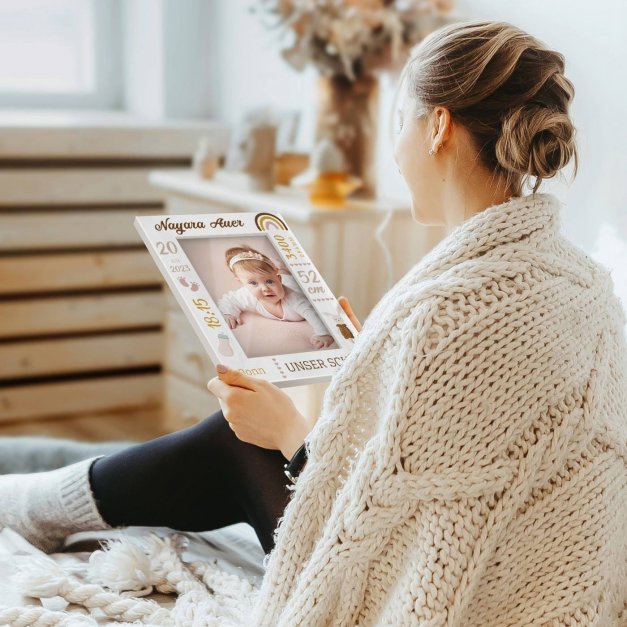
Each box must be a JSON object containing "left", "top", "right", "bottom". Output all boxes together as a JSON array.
[
  {"left": 397, "top": 20, "right": 580, "bottom": 194},
  {"left": 496, "top": 100, "right": 577, "bottom": 180}
]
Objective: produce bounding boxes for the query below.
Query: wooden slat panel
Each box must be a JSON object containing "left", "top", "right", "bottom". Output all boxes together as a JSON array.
[
  {"left": 0, "top": 373, "right": 162, "bottom": 423},
  {"left": 164, "top": 289, "right": 179, "bottom": 310},
  {"left": 164, "top": 372, "right": 219, "bottom": 431},
  {"left": 282, "top": 381, "right": 327, "bottom": 428},
  {"left": 0, "top": 113, "right": 229, "bottom": 159},
  {"left": 0, "top": 168, "right": 164, "bottom": 205},
  {"left": 168, "top": 193, "right": 230, "bottom": 215},
  {"left": 0, "top": 331, "right": 163, "bottom": 379},
  {"left": 0, "top": 405, "right": 167, "bottom": 441},
  {"left": 164, "top": 309, "right": 214, "bottom": 386},
  {"left": 0, "top": 250, "right": 161, "bottom": 294},
  {"left": 162, "top": 369, "right": 326, "bottom": 435},
  {"left": 0, "top": 291, "right": 164, "bottom": 338},
  {"left": 0, "top": 208, "right": 162, "bottom": 250}
]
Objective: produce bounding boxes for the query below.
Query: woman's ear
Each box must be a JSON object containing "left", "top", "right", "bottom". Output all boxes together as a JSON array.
[{"left": 431, "top": 106, "right": 453, "bottom": 147}]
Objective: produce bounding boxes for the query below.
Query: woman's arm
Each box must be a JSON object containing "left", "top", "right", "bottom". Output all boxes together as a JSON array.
[
  {"left": 279, "top": 408, "right": 315, "bottom": 461},
  {"left": 207, "top": 365, "right": 317, "bottom": 460}
]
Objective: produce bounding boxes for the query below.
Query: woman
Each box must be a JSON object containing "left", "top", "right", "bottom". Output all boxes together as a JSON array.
[{"left": 1, "top": 19, "right": 626, "bottom": 626}]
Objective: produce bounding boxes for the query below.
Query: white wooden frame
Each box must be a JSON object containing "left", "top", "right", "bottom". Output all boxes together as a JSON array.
[{"left": 135, "top": 211, "right": 358, "bottom": 387}]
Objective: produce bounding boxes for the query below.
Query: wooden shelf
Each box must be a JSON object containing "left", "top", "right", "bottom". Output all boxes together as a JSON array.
[{"left": 149, "top": 169, "right": 411, "bottom": 223}]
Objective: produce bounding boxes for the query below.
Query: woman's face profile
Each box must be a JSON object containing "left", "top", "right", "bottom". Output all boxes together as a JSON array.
[
  {"left": 394, "top": 89, "right": 446, "bottom": 226},
  {"left": 394, "top": 86, "right": 462, "bottom": 227}
]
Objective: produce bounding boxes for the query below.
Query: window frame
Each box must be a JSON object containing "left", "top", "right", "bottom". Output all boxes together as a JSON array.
[{"left": 0, "top": 0, "right": 122, "bottom": 110}]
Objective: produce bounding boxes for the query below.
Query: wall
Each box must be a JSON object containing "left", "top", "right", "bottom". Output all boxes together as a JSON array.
[
  {"left": 130, "top": 0, "right": 624, "bottom": 312},
  {"left": 207, "top": 0, "right": 627, "bottom": 256},
  {"left": 453, "top": 0, "right": 627, "bottom": 251},
  {"left": 122, "top": 0, "right": 215, "bottom": 119},
  {"left": 207, "top": 0, "right": 317, "bottom": 150}
]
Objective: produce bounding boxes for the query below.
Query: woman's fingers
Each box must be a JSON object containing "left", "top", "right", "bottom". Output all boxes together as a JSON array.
[
  {"left": 207, "top": 377, "right": 234, "bottom": 400},
  {"left": 206, "top": 364, "right": 305, "bottom": 453}
]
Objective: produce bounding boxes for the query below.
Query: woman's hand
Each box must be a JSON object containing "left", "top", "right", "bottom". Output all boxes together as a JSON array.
[
  {"left": 207, "top": 365, "right": 314, "bottom": 460},
  {"left": 338, "top": 296, "right": 362, "bottom": 332}
]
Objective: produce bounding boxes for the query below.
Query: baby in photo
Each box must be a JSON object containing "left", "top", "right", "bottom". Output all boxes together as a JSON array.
[{"left": 217, "top": 245, "right": 335, "bottom": 349}]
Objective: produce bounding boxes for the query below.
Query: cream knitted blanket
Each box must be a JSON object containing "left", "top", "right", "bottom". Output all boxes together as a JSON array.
[
  {"left": 7, "top": 192, "right": 627, "bottom": 626},
  {"left": 254, "top": 192, "right": 627, "bottom": 626}
]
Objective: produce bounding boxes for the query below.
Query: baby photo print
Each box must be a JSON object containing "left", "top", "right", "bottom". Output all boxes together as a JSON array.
[{"left": 134, "top": 211, "right": 358, "bottom": 387}]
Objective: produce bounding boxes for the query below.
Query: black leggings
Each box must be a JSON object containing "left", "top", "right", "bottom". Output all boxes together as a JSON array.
[{"left": 89, "top": 409, "right": 293, "bottom": 555}]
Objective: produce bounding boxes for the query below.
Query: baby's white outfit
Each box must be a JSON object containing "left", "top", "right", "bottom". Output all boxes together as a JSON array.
[{"left": 218, "top": 273, "right": 329, "bottom": 337}]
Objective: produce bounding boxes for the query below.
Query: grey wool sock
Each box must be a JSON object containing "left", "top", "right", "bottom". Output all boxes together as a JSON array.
[{"left": 0, "top": 455, "right": 113, "bottom": 553}]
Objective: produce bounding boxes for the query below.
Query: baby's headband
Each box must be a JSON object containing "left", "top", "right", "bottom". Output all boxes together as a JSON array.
[{"left": 228, "top": 250, "right": 266, "bottom": 271}]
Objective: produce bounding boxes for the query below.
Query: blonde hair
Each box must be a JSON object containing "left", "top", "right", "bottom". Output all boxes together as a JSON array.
[
  {"left": 224, "top": 245, "right": 277, "bottom": 276},
  {"left": 390, "top": 20, "right": 579, "bottom": 195}
]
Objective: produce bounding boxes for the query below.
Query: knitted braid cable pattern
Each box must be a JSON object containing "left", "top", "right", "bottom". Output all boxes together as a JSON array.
[
  {"left": 252, "top": 194, "right": 560, "bottom": 622},
  {"left": 252, "top": 193, "right": 627, "bottom": 626}
]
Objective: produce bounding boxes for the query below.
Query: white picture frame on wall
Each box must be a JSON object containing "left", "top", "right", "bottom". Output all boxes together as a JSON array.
[{"left": 135, "top": 211, "right": 358, "bottom": 387}]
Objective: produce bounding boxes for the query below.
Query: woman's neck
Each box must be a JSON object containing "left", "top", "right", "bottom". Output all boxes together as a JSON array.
[{"left": 442, "top": 178, "right": 518, "bottom": 236}]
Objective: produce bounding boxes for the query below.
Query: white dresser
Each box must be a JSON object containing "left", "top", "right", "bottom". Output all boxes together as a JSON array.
[{"left": 149, "top": 169, "right": 443, "bottom": 431}]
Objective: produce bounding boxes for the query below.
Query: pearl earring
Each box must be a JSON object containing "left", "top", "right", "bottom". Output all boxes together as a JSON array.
[{"left": 429, "top": 148, "right": 434, "bottom": 156}]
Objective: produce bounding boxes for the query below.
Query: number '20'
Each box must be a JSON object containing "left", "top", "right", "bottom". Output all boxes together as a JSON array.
[{"left": 157, "top": 241, "right": 178, "bottom": 255}]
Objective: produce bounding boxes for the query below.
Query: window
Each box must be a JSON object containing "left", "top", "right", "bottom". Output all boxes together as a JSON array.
[{"left": 0, "top": 0, "right": 121, "bottom": 109}]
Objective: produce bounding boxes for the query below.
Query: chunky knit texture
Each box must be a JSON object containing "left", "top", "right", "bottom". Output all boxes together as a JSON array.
[
  {"left": 5, "top": 192, "right": 626, "bottom": 626},
  {"left": 253, "top": 192, "right": 627, "bottom": 626}
]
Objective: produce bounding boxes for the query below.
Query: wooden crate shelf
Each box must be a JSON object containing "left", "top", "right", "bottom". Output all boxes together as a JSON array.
[
  {"left": 0, "top": 373, "right": 162, "bottom": 423},
  {"left": 0, "top": 330, "right": 163, "bottom": 380},
  {"left": 0, "top": 250, "right": 162, "bottom": 295},
  {"left": 0, "top": 112, "right": 230, "bottom": 439}
]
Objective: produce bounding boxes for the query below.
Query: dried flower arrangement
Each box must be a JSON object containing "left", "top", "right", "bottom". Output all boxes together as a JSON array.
[{"left": 250, "top": 0, "right": 455, "bottom": 81}]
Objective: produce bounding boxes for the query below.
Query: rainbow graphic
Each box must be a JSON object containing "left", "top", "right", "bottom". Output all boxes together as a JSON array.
[{"left": 255, "top": 212, "right": 288, "bottom": 232}]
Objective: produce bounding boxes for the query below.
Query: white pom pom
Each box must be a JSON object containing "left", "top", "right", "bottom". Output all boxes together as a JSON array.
[{"left": 88, "top": 536, "right": 153, "bottom": 592}]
